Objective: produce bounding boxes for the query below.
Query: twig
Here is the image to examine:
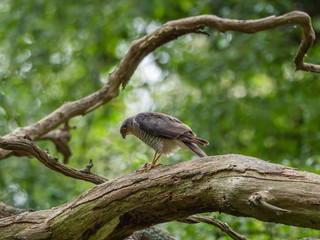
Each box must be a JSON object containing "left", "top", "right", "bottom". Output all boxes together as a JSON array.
[
  {"left": 179, "top": 215, "right": 248, "bottom": 240},
  {"left": 248, "top": 192, "right": 291, "bottom": 215},
  {"left": 0, "top": 11, "right": 318, "bottom": 161},
  {"left": 0, "top": 137, "right": 107, "bottom": 184},
  {"left": 80, "top": 159, "right": 94, "bottom": 173}
]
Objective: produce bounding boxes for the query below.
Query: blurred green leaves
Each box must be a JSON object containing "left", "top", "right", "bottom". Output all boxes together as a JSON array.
[{"left": 1, "top": 0, "right": 320, "bottom": 239}]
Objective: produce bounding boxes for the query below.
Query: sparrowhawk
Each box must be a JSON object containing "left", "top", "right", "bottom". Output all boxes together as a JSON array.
[{"left": 120, "top": 112, "right": 209, "bottom": 171}]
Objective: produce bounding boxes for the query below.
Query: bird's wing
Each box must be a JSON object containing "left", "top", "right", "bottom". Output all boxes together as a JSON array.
[{"left": 133, "top": 112, "right": 196, "bottom": 140}]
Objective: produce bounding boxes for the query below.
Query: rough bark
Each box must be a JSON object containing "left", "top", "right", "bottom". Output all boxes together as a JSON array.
[
  {"left": 1, "top": 10, "right": 320, "bottom": 240},
  {"left": 0, "top": 203, "right": 28, "bottom": 219},
  {"left": 1, "top": 154, "right": 319, "bottom": 240}
]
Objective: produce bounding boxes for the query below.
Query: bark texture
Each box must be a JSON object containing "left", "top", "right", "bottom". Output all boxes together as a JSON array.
[
  {"left": 0, "top": 11, "right": 319, "bottom": 239},
  {"left": 1, "top": 154, "right": 319, "bottom": 240}
]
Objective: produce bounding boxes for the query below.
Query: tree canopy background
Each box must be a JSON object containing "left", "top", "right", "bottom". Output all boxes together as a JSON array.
[{"left": 0, "top": 0, "right": 320, "bottom": 239}]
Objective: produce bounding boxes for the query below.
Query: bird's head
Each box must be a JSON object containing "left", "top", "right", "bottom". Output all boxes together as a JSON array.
[{"left": 120, "top": 117, "right": 133, "bottom": 139}]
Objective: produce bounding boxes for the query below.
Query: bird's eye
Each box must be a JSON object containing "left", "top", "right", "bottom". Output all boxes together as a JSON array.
[{"left": 122, "top": 127, "right": 126, "bottom": 132}]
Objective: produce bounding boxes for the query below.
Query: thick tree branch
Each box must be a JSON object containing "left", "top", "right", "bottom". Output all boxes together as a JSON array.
[
  {"left": 0, "top": 11, "right": 317, "bottom": 160},
  {"left": 0, "top": 202, "right": 29, "bottom": 219},
  {"left": 1, "top": 155, "right": 319, "bottom": 240},
  {"left": 0, "top": 138, "right": 107, "bottom": 184},
  {"left": 0, "top": 204, "right": 176, "bottom": 240}
]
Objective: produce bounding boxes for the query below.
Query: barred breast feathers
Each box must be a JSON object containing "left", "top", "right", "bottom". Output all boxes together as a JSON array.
[
  {"left": 134, "top": 124, "right": 162, "bottom": 150},
  {"left": 132, "top": 121, "right": 179, "bottom": 155}
]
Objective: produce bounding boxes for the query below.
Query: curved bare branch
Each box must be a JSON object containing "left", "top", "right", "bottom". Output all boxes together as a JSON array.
[
  {"left": 0, "top": 138, "right": 107, "bottom": 184},
  {"left": 0, "top": 11, "right": 317, "bottom": 160},
  {"left": 180, "top": 215, "right": 248, "bottom": 240}
]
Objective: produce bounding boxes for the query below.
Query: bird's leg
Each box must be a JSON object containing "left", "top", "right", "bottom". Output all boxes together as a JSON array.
[
  {"left": 146, "top": 153, "right": 162, "bottom": 171},
  {"left": 137, "top": 152, "right": 162, "bottom": 172}
]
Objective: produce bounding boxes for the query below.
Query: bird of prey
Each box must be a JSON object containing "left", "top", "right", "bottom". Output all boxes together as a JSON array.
[{"left": 120, "top": 112, "right": 209, "bottom": 171}]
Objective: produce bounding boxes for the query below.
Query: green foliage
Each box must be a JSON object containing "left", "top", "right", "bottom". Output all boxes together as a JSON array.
[{"left": 1, "top": 0, "right": 320, "bottom": 239}]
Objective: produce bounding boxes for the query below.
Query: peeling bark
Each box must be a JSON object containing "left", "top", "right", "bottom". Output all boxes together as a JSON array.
[{"left": 1, "top": 155, "right": 319, "bottom": 240}]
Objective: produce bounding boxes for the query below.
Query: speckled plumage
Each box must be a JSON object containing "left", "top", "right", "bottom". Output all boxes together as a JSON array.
[{"left": 120, "top": 112, "right": 209, "bottom": 171}]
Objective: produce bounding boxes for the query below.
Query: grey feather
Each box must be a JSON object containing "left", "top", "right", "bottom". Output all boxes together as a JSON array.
[
  {"left": 183, "top": 142, "right": 207, "bottom": 157},
  {"left": 133, "top": 112, "right": 209, "bottom": 146}
]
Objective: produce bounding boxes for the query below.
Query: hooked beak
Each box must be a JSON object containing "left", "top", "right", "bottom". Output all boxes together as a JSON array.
[{"left": 122, "top": 132, "right": 126, "bottom": 139}]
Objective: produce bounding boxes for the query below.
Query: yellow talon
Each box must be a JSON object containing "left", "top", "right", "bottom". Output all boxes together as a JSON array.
[{"left": 136, "top": 163, "right": 162, "bottom": 172}]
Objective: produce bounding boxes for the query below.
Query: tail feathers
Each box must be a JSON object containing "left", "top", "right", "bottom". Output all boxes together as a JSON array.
[{"left": 183, "top": 141, "right": 207, "bottom": 158}]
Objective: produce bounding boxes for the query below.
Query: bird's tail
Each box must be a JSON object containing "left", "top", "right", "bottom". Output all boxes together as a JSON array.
[{"left": 183, "top": 141, "right": 207, "bottom": 158}]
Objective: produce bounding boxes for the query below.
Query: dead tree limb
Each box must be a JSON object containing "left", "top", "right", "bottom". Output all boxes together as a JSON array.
[
  {"left": 0, "top": 10, "right": 319, "bottom": 240},
  {"left": 0, "top": 11, "right": 317, "bottom": 160},
  {"left": 1, "top": 155, "right": 319, "bottom": 240},
  {"left": 0, "top": 138, "right": 107, "bottom": 184},
  {"left": 180, "top": 215, "right": 248, "bottom": 240}
]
